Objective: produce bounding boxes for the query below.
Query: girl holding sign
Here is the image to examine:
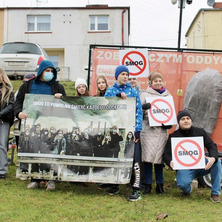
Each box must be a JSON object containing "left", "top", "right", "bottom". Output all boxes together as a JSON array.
[{"left": 140, "top": 72, "right": 172, "bottom": 194}]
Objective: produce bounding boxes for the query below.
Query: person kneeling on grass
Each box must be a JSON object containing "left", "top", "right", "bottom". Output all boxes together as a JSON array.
[{"left": 163, "top": 110, "right": 221, "bottom": 203}]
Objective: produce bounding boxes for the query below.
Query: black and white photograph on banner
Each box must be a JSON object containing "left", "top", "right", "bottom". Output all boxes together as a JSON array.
[{"left": 16, "top": 94, "right": 136, "bottom": 184}]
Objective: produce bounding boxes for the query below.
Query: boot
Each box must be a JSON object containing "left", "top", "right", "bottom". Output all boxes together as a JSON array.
[
  {"left": 156, "top": 183, "right": 164, "bottom": 194},
  {"left": 143, "top": 184, "right": 152, "bottom": 195}
]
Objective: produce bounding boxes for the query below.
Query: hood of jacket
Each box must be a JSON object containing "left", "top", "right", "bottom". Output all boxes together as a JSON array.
[{"left": 35, "top": 60, "right": 57, "bottom": 84}]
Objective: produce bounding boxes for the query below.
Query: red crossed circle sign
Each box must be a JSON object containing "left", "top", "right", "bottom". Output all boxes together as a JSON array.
[
  {"left": 174, "top": 139, "right": 203, "bottom": 167},
  {"left": 121, "top": 51, "right": 147, "bottom": 76},
  {"left": 149, "top": 99, "right": 173, "bottom": 124}
]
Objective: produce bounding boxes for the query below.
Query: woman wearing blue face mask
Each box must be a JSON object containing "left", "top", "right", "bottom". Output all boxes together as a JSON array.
[{"left": 14, "top": 60, "right": 66, "bottom": 191}]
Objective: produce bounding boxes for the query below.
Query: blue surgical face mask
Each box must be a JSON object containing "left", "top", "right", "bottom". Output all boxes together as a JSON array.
[{"left": 43, "top": 72, "right": 54, "bottom": 82}]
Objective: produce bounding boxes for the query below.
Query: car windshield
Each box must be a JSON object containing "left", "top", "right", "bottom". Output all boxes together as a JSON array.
[{"left": 0, "top": 43, "right": 42, "bottom": 55}]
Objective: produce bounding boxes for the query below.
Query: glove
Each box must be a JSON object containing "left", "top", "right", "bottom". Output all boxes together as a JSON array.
[
  {"left": 161, "top": 124, "right": 172, "bottom": 129},
  {"left": 134, "top": 131, "right": 140, "bottom": 140},
  {"left": 142, "top": 103, "right": 151, "bottom": 110}
]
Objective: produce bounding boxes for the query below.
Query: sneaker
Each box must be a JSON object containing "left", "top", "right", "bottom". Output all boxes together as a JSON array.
[
  {"left": 107, "top": 186, "right": 119, "bottom": 195},
  {"left": 27, "top": 182, "right": 39, "bottom": 189},
  {"left": 210, "top": 194, "right": 221, "bottom": 203},
  {"left": 127, "top": 190, "right": 142, "bottom": 201},
  {"left": 46, "top": 180, "right": 56, "bottom": 191}
]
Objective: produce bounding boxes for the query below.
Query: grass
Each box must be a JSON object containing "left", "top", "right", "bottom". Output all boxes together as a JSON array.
[
  {"left": 1, "top": 151, "right": 221, "bottom": 222},
  {"left": 7, "top": 81, "right": 221, "bottom": 221}
]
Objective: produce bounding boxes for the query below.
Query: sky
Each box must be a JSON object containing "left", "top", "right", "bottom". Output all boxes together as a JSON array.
[{"left": 0, "top": 0, "right": 213, "bottom": 48}]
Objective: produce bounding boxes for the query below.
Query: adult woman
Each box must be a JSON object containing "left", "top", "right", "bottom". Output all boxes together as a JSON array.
[
  {"left": 75, "top": 78, "right": 89, "bottom": 96},
  {"left": 96, "top": 75, "right": 108, "bottom": 96},
  {"left": 0, "top": 68, "right": 14, "bottom": 178},
  {"left": 140, "top": 72, "right": 171, "bottom": 194}
]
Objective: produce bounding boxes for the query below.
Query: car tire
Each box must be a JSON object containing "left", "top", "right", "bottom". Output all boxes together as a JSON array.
[{"left": 198, "top": 172, "right": 222, "bottom": 188}]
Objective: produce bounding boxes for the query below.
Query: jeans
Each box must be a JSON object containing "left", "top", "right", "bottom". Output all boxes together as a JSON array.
[
  {"left": 176, "top": 158, "right": 221, "bottom": 195},
  {"left": 0, "top": 120, "right": 10, "bottom": 175},
  {"left": 144, "top": 162, "right": 163, "bottom": 184}
]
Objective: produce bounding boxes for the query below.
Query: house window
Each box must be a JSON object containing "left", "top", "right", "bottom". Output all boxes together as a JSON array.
[
  {"left": 49, "top": 56, "right": 59, "bottom": 67},
  {"left": 27, "top": 15, "right": 51, "bottom": 32},
  {"left": 89, "top": 15, "right": 109, "bottom": 31}
]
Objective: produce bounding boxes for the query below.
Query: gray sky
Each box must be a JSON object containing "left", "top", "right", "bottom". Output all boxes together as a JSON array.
[{"left": 0, "top": 0, "right": 212, "bottom": 48}]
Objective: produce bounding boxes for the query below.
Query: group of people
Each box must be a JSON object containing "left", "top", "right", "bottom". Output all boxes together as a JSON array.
[{"left": 0, "top": 60, "right": 221, "bottom": 202}]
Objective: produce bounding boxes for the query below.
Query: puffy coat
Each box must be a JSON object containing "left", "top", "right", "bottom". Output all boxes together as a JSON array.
[
  {"left": 105, "top": 81, "right": 142, "bottom": 132},
  {"left": 140, "top": 87, "right": 171, "bottom": 163}
]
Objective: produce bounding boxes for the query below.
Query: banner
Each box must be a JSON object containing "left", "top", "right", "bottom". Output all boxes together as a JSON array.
[
  {"left": 17, "top": 95, "right": 136, "bottom": 184},
  {"left": 90, "top": 48, "right": 222, "bottom": 151}
]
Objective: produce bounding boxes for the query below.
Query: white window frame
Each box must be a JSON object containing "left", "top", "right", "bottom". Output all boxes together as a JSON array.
[
  {"left": 27, "top": 15, "right": 51, "bottom": 32},
  {"left": 89, "top": 15, "right": 109, "bottom": 31}
]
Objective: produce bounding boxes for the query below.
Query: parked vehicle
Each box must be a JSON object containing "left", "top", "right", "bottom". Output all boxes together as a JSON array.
[{"left": 0, "top": 42, "right": 49, "bottom": 79}]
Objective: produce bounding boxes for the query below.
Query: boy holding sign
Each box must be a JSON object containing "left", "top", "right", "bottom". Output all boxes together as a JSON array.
[
  {"left": 105, "top": 65, "right": 143, "bottom": 201},
  {"left": 163, "top": 110, "right": 221, "bottom": 203}
]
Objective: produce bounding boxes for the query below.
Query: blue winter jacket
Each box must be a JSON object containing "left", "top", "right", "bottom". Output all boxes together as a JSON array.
[{"left": 105, "top": 81, "right": 142, "bottom": 132}]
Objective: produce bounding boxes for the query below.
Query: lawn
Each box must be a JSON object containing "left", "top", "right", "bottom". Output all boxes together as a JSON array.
[{"left": 1, "top": 152, "right": 221, "bottom": 222}]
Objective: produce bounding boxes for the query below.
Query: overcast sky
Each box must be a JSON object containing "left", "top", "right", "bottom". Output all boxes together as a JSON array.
[{"left": 0, "top": 0, "right": 212, "bottom": 48}]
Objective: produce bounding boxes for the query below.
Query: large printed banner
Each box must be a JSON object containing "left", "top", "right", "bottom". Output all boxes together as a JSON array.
[
  {"left": 90, "top": 48, "right": 222, "bottom": 150},
  {"left": 16, "top": 95, "right": 136, "bottom": 184}
]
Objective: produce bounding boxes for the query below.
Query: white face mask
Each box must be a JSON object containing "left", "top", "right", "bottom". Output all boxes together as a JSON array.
[
  {"left": 113, "top": 130, "right": 117, "bottom": 133},
  {"left": 105, "top": 136, "right": 110, "bottom": 139},
  {"left": 128, "top": 134, "right": 132, "bottom": 139}
]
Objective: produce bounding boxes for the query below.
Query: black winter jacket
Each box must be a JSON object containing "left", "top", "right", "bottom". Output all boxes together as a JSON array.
[
  {"left": 163, "top": 126, "right": 219, "bottom": 168},
  {"left": 14, "top": 79, "right": 66, "bottom": 119},
  {"left": 0, "top": 91, "right": 14, "bottom": 126}
]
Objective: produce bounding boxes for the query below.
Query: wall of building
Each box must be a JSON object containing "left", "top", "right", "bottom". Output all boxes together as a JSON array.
[
  {"left": 0, "top": 9, "right": 4, "bottom": 46},
  {"left": 186, "top": 10, "right": 222, "bottom": 50}
]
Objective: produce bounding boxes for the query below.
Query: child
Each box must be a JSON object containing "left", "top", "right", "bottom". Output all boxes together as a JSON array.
[{"left": 75, "top": 78, "right": 89, "bottom": 96}]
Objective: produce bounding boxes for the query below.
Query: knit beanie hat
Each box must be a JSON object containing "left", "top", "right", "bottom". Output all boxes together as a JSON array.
[
  {"left": 75, "top": 78, "right": 88, "bottom": 89},
  {"left": 150, "top": 72, "right": 163, "bottom": 83},
  {"left": 115, "top": 65, "right": 129, "bottom": 80},
  {"left": 177, "top": 110, "right": 192, "bottom": 123}
]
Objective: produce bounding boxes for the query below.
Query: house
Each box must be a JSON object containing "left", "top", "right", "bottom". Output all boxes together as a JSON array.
[
  {"left": 0, "top": 5, "right": 130, "bottom": 81},
  {"left": 185, "top": 5, "right": 222, "bottom": 50}
]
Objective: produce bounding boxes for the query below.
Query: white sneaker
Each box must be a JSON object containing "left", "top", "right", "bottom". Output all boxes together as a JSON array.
[
  {"left": 27, "top": 182, "right": 39, "bottom": 189},
  {"left": 46, "top": 180, "right": 56, "bottom": 191}
]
